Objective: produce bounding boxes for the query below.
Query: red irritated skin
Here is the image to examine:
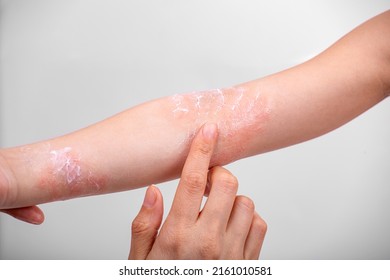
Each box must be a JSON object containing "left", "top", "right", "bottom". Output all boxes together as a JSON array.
[
  {"left": 1, "top": 10, "right": 390, "bottom": 210},
  {"left": 0, "top": 83, "right": 273, "bottom": 209},
  {"left": 166, "top": 85, "right": 272, "bottom": 165},
  {"left": 1, "top": 143, "right": 108, "bottom": 206}
]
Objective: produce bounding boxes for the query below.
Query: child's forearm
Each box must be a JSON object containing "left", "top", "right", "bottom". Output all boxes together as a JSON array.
[
  {"left": 1, "top": 10, "right": 389, "bottom": 209},
  {"left": 1, "top": 86, "right": 271, "bottom": 207}
]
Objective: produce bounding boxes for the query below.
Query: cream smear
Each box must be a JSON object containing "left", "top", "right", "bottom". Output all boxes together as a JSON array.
[
  {"left": 170, "top": 86, "right": 268, "bottom": 139},
  {"left": 50, "top": 147, "right": 81, "bottom": 184}
]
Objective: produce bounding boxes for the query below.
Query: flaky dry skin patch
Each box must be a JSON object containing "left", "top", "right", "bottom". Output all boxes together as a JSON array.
[
  {"left": 169, "top": 86, "right": 271, "bottom": 164},
  {"left": 27, "top": 145, "right": 107, "bottom": 201},
  {"left": 50, "top": 147, "right": 81, "bottom": 185}
]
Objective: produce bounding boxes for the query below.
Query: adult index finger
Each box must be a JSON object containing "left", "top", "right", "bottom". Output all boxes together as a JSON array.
[{"left": 169, "top": 123, "right": 218, "bottom": 223}]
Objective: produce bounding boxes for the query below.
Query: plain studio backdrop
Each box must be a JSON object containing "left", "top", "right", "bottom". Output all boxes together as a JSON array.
[{"left": 1, "top": 0, "right": 390, "bottom": 259}]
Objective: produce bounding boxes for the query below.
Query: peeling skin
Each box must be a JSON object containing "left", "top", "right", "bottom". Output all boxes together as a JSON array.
[
  {"left": 169, "top": 86, "right": 271, "bottom": 162},
  {"left": 50, "top": 147, "right": 81, "bottom": 185},
  {"left": 172, "top": 94, "right": 189, "bottom": 114},
  {"left": 43, "top": 146, "right": 105, "bottom": 200}
]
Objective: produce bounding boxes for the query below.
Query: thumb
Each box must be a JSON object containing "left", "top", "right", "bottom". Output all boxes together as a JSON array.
[
  {"left": 0, "top": 205, "right": 45, "bottom": 225},
  {"left": 129, "top": 185, "right": 163, "bottom": 259}
]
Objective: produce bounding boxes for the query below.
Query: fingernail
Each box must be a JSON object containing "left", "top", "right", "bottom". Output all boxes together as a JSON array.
[
  {"left": 31, "top": 213, "right": 44, "bottom": 225},
  {"left": 143, "top": 185, "right": 157, "bottom": 208},
  {"left": 202, "top": 123, "right": 217, "bottom": 140},
  {"left": 31, "top": 219, "right": 42, "bottom": 225}
]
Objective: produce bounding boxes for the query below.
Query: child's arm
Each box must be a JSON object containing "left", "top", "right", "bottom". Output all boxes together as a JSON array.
[{"left": 1, "top": 10, "right": 389, "bottom": 210}]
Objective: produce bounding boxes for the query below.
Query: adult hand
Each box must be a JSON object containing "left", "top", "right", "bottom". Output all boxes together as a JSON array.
[{"left": 129, "top": 123, "right": 267, "bottom": 259}]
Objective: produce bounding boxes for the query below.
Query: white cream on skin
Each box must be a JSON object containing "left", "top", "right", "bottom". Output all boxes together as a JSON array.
[
  {"left": 170, "top": 86, "right": 267, "bottom": 140},
  {"left": 50, "top": 147, "right": 81, "bottom": 184},
  {"left": 172, "top": 94, "right": 189, "bottom": 115}
]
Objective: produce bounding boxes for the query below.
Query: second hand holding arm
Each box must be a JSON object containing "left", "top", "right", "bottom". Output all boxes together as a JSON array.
[
  {"left": 0, "top": 10, "right": 389, "bottom": 213},
  {"left": 129, "top": 123, "right": 267, "bottom": 259}
]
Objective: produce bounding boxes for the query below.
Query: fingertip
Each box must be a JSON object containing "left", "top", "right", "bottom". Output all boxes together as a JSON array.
[
  {"left": 1, "top": 206, "right": 45, "bottom": 225},
  {"left": 140, "top": 185, "right": 163, "bottom": 227},
  {"left": 143, "top": 185, "right": 158, "bottom": 208},
  {"left": 253, "top": 212, "right": 268, "bottom": 235},
  {"left": 202, "top": 123, "right": 218, "bottom": 140},
  {"left": 130, "top": 185, "right": 164, "bottom": 259},
  {"left": 236, "top": 196, "right": 255, "bottom": 212},
  {"left": 243, "top": 212, "right": 268, "bottom": 260},
  {"left": 149, "top": 184, "right": 163, "bottom": 206},
  {"left": 23, "top": 206, "right": 45, "bottom": 225},
  {"left": 31, "top": 207, "right": 45, "bottom": 225},
  {"left": 149, "top": 184, "right": 162, "bottom": 198}
]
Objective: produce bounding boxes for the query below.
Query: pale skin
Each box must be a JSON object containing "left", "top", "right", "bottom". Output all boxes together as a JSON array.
[
  {"left": 0, "top": 10, "right": 390, "bottom": 224},
  {"left": 129, "top": 124, "right": 267, "bottom": 259}
]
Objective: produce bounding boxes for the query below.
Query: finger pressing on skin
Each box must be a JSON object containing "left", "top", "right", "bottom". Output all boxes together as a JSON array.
[
  {"left": 200, "top": 167, "right": 238, "bottom": 230},
  {"left": 0, "top": 206, "right": 45, "bottom": 225},
  {"left": 170, "top": 123, "right": 218, "bottom": 223},
  {"left": 244, "top": 212, "right": 267, "bottom": 260},
  {"left": 129, "top": 185, "right": 163, "bottom": 260},
  {"left": 226, "top": 196, "right": 255, "bottom": 251}
]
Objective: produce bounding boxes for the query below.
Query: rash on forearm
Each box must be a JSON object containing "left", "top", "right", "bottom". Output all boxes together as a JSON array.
[
  {"left": 168, "top": 85, "right": 272, "bottom": 164},
  {"left": 46, "top": 146, "right": 106, "bottom": 199},
  {"left": 14, "top": 144, "right": 107, "bottom": 201}
]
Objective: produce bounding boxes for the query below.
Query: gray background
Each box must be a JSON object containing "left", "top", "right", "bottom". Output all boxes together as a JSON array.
[{"left": 1, "top": 0, "right": 390, "bottom": 259}]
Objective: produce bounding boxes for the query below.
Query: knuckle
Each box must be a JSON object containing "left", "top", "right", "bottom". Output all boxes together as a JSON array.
[
  {"left": 253, "top": 214, "right": 268, "bottom": 235},
  {"left": 236, "top": 196, "right": 255, "bottom": 212},
  {"left": 131, "top": 218, "right": 150, "bottom": 235},
  {"left": 215, "top": 171, "right": 238, "bottom": 195},
  {"left": 193, "top": 141, "right": 212, "bottom": 157},
  {"left": 182, "top": 171, "right": 206, "bottom": 194}
]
